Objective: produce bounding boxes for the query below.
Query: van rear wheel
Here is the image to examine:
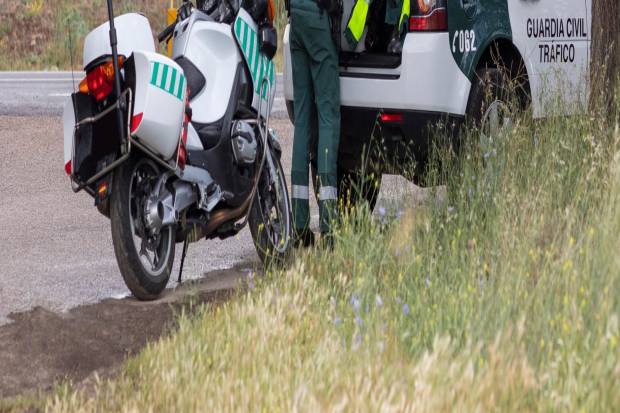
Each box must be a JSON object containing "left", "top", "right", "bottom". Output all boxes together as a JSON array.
[{"left": 465, "top": 67, "right": 525, "bottom": 158}]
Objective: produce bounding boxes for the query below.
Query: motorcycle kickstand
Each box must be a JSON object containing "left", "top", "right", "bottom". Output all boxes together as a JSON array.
[{"left": 178, "top": 236, "right": 189, "bottom": 284}]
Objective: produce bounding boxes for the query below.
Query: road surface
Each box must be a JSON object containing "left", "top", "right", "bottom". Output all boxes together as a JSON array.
[
  {"left": 0, "top": 71, "right": 431, "bottom": 397},
  {"left": 0, "top": 72, "right": 426, "bottom": 326},
  {"left": 0, "top": 71, "right": 287, "bottom": 118}
]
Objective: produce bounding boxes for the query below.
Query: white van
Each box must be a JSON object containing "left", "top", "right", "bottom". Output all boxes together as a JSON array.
[{"left": 283, "top": 0, "right": 592, "bottom": 205}]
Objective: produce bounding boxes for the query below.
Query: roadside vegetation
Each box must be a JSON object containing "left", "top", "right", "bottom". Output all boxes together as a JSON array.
[
  {"left": 36, "top": 82, "right": 620, "bottom": 411},
  {"left": 0, "top": 0, "right": 288, "bottom": 71}
]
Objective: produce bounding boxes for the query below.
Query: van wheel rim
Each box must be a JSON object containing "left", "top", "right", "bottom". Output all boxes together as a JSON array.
[{"left": 480, "top": 99, "right": 512, "bottom": 153}]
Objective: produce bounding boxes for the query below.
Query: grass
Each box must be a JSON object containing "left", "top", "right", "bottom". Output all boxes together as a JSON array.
[{"left": 34, "top": 83, "right": 620, "bottom": 412}]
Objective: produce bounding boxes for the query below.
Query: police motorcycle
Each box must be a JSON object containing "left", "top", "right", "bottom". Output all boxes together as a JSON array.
[{"left": 63, "top": 0, "right": 291, "bottom": 300}]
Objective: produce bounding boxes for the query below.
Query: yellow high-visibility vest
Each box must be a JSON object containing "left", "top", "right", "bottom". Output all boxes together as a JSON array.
[{"left": 344, "top": 0, "right": 410, "bottom": 49}]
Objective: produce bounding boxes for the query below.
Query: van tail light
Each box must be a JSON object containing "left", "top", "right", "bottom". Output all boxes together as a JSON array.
[
  {"left": 380, "top": 112, "right": 403, "bottom": 123},
  {"left": 79, "top": 57, "right": 124, "bottom": 101},
  {"left": 409, "top": 0, "right": 448, "bottom": 32}
]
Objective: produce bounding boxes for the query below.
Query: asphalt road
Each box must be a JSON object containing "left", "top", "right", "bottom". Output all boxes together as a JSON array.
[
  {"left": 0, "top": 71, "right": 288, "bottom": 118},
  {"left": 0, "top": 72, "right": 427, "bottom": 326}
]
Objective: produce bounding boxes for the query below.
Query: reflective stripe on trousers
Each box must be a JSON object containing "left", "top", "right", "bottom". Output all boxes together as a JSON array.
[
  {"left": 319, "top": 185, "right": 337, "bottom": 201},
  {"left": 292, "top": 185, "right": 310, "bottom": 200}
]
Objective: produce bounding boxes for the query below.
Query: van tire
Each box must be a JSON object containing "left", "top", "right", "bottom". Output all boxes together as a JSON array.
[{"left": 464, "top": 67, "right": 522, "bottom": 159}]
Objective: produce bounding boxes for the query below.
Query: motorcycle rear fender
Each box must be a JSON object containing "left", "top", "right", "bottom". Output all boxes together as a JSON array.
[{"left": 131, "top": 51, "right": 187, "bottom": 160}]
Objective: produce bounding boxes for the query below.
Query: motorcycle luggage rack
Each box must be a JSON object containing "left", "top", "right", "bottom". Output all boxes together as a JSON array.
[{"left": 70, "top": 89, "right": 133, "bottom": 195}]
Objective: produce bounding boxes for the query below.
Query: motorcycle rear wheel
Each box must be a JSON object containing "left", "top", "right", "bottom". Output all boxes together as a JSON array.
[
  {"left": 249, "top": 149, "right": 292, "bottom": 266},
  {"left": 110, "top": 156, "right": 175, "bottom": 300}
]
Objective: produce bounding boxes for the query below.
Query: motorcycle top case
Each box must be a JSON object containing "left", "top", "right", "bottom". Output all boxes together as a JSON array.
[
  {"left": 83, "top": 13, "right": 155, "bottom": 70},
  {"left": 131, "top": 51, "right": 187, "bottom": 160}
]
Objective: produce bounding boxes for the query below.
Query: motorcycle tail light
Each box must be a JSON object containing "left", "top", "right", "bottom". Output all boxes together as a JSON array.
[
  {"left": 409, "top": 0, "right": 448, "bottom": 32},
  {"left": 81, "top": 57, "right": 124, "bottom": 101},
  {"left": 131, "top": 112, "right": 144, "bottom": 134}
]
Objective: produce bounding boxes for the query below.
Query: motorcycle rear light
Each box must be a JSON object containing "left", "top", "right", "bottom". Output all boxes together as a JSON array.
[
  {"left": 64, "top": 160, "right": 72, "bottom": 176},
  {"left": 380, "top": 112, "right": 403, "bottom": 123},
  {"left": 409, "top": 0, "right": 447, "bottom": 32},
  {"left": 98, "top": 182, "right": 108, "bottom": 196},
  {"left": 83, "top": 57, "right": 124, "bottom": 101}
]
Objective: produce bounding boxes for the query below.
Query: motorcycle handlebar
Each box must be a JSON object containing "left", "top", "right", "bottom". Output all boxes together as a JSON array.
[{"left": 157, "top": 22, "right": 176, "bottom": 43}]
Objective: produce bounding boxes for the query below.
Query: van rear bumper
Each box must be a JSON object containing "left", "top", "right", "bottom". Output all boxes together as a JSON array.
[
  {"left": 338, "top": 106, "right": 464, "bottom": 169},
  {"left": 287, "top": 99, "right": 463, "bottom": 178}
]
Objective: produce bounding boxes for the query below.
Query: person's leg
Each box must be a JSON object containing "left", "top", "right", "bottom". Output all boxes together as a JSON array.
[
  {"left": 306, "top": 15, "right": 341, "bottom": 234},
  {"left": 289, "top": 11, "right": 316, "bottom": 238}
]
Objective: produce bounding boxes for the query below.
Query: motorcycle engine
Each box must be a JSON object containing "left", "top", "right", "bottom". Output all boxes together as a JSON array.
[{"left": 231, "top": 120, "right": 257, "bottom": 165}]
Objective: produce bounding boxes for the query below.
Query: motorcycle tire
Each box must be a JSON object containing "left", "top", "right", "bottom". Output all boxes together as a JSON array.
[
  {"left": 249, "top": 149, "right": 292, "bottom": 266},
  {"left": 110, "top": 156, "right": 175, "bottom": 300}
]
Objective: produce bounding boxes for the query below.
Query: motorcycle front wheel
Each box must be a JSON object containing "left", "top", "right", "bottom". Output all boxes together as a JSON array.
[
  {"left": 249, "top": 148, "right": 292, "bottom": 266},
  {"left": 110, "top": 156, "right": 175, "bottom": 300}
]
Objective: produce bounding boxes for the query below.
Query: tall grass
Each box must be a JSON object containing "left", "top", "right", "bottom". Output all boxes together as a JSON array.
[{"left": 43, "top": 83, "right": 620, "bottom": 411}]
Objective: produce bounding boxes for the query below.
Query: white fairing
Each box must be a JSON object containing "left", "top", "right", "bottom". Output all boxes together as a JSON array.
[
  {"left": 131, "top": 51, "right": 186, "bottom": 160},
  {"left": 62, "top": 96, "right": 75, "bottom": 171},
  {"left": 83, "top": 13, "right": 155, "bottom": 69},
  {"left": 284, "top": 29, "right": 471, "bottom": 115},
  {"left": 172, "top": 13, "right": 241, "bottom": 124},
  {"left": 186, "top": 123, "right": 203, "bottom": 150},
  {"left": 233, "top": 9, "right": 277, "bottom": 117},
  {"left": 508, "top": 0, "right": 591, "bottom": 117}
]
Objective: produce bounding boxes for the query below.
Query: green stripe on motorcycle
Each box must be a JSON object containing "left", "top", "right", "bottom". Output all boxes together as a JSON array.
[
  {"left": 169, "top": 68, "right": 177, "bottom": 96},
  {"left": 160, "top": 64, "right": 169, "bottom": 90},
  {"left": 176, "top": 75, "right": 185, "bottom": 100},
  {"left": 149, "top": 62, "right": 183, "bottom": 101},
  {"left": 242, "top": 21, "right": 249, "bottom": 55},
  {"left": 150, "top": 62, "right": 159, "bottom": 86}
]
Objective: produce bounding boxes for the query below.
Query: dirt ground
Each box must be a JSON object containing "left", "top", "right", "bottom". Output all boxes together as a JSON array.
[{"left": 0, "top": 268, "right": 246, "bottom": 399}]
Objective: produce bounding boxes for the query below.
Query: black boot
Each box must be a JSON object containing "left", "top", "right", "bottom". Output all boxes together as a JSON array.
[
  {"left": 319, "top": 232, "right": 334, "bottom": 251},
  {"left": 293, "top": 228, "right": 315, "bottom": 248},
  {"left": 387, "top": 35, "right": 403, "bottom": 54}
]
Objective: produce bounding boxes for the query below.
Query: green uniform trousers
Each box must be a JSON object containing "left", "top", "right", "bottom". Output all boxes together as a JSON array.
[{"left": 290, "top": 0, "right": 340, "bottom": 234}]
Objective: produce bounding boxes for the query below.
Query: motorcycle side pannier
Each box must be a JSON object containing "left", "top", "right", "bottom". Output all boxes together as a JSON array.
[{"left": 130, "top": 51, "right": 187, "bottom": 160}]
